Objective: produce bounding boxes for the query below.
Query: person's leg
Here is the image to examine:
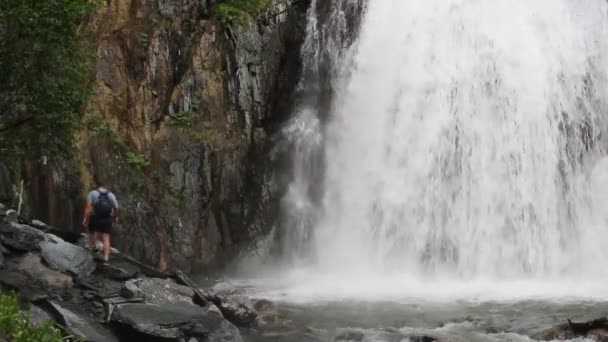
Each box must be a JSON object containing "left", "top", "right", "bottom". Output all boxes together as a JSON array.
[
  {"left": 91, "top": 231, "right": 99, "bottom": 250},
  {"left": 88, "top": 230, "right": 95, "bottom": 248},
  {"left": 94, "top": 232, "right": 103, "bottom": 251},
  {"left": 101, "top": 233, "right": 111, "bottom": 262}
]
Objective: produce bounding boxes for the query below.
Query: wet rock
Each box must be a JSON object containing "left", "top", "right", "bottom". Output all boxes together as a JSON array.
[
  {"left": 111, "top": 302, "right": 243, "bottom": 341},
  {"left": 47, "top": 300, "right": 119, "bottom": 342},
  {"left": 121, "top": 278, "right": 194, "bottom": 304},
  {"left": 532, "top": 324, "right": 574, "bottom": 341},
  {"left": 217, "top": 295, "right": 257, "bottom": 327},
  {"left": 29, "top": 219, "right": 49, "bottom": 231},
  {"left": 4, "top": 209, "right": 17, "bottom": 223},
  {"left": 335, "top": 330, "right": 364, "bottom": 341},
  {"left": 588, "top": 328, "right": 608, "bottom": 342},
  {"left": 253, "top": 299, "right": 279, "bottom": 327},
  {"left": 14, "top": 253, "right": 73, "bottom": 289},
  {"left": 0, "top": 222, "right": 46, "bottom": 251},
  {"left": 408, "top": 336, "right": 440, "bottom": 342},
  {"left": 40, "top": 237, "right": 95, "bottom": 278},
  {"left": 254, "top": 299, "right": 278, "bottom": 316}
]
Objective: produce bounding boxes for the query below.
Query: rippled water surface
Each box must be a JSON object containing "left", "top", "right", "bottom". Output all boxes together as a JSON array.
[{"left": 242, "top": 297, "right": 607, "bottom": 342}]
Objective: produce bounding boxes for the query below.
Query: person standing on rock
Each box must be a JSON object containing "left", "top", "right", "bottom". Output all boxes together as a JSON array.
[{"left": 82, "top": 180, "right": 119, "bottom": 264}]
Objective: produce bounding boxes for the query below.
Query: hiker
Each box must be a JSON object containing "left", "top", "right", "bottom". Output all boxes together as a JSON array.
[{"left": 82, "top": 180, "right": 119, "bottom": 263}]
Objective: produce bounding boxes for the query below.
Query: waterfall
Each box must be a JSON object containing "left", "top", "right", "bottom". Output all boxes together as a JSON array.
[
  {"left": 278, "top": 0, "right": 365, "bottom": 261},
  {"left": 280, "top": 0, "right": 608, "bottom": 287}
]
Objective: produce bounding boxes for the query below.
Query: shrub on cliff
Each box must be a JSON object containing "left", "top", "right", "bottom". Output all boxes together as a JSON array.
[
  {"left": 0, "top": 0, "right": 98, "bottom": 158},
  {"left": 219, "top": 0, "right": 270, "bottom": 24},
  {"left": 0, "top": 291, "right": 63, "bottom": 342}
]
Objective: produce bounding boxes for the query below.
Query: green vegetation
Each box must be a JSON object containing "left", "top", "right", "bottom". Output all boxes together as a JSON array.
[
  {"left": 218, "top": 0, "right": 270, "bottom": 24},
  {"left": 125, "top": 152, "right": 151, "bottom": 168},
  {"left": 136, "top": 33, "right": 150, "bottom": 49},
  {"left": 0, "top": 291, "right": 63, "bottom": 342},
  {"left": 85, "top": 117, "right": 123, "bottom": 147},
  {"left": 0, "top": 0, "right": 98, "bottom": 158},
  {"left": 169, "top": 111, "right": 193, "bottom": 128}
]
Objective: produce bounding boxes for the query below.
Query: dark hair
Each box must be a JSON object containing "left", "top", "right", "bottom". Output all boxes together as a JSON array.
[{"left": 94, "top": 177, "right": 107, "bottom": 187}]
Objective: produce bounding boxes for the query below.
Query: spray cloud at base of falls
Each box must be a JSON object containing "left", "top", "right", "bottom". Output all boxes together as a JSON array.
[{"left": 262, "top": 0, "right": 608, "bottom": 298}]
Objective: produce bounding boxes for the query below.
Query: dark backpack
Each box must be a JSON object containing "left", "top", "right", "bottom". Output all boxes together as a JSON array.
[{"left": 94, "top": 191, "right": 113, "bottom": 217}]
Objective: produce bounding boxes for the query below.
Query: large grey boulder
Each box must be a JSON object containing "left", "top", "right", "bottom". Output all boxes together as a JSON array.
[
  {"left": 111, "top": 302, "right": 243, "bottom": 341},
  {"left": 40, "top": 236, "right": 95, "bottom": 278},
  {"left": 0, "top": 222, "right": 46, "bottom": 251},
  {"left": 121, "top": 277, "right": 194, "bottom": 304},
  {"left": 216, "top": 295, "right": 257, "bottom": 327},
  {"left": 4, "top": 209, "right": 18, "bottom": 223},
  {"left": 14, "top": 253, "right": 73, "bottom": 289}
]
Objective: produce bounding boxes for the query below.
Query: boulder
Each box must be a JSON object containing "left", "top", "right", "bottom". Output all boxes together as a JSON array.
[
  {"left": 254, "top": 299, "right": 278, "bottom": 316},
  {"left": 217, "top": 295, "right": 257, "bottom": 327},
  {"left": 40, "top": 237, "right": 95, "bottom": 278},
  {"left": 110, "top": 302, "right": 243, "bottom": 341},
  {"left": 533, "top": 324, "right": 574, "bottom": 341},
  {"left": 29, "top": 220, "right": 49, "bottom": 231},
  {"left": 588, "top": 328, "right": 608, "bottom": 342},
  {"left": 4, "top": 209, "right": 18, "bottom": 223},
  {"left": 14, "top": 254, "right": 73, "bottom": 289},
  {"left": 407, "top": 336, "right": 440, "bottom": 342},
  {"left": 0, "top": 269, "right": 29, "bottom": 290},
  {"left": 120, "top": 277, "right": 194, "bottom": 304},
  {"left": 121, "top": 280, "right": 143, "bottom": 299},
  {"left": 47, "top": 301, "right": 119, "bottom": 342},
  {"left": 254, "top": 299, "right": 279, "bottom": 327},
  {"left": 29, "top": 305, "right": 54, "bottom": 326},
  {"left": 0, "top": 222, "right": 46, "bottom": 251}
]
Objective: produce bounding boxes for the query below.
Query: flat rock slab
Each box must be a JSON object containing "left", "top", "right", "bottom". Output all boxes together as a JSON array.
[
  {"left": 47, "top": 301, "right": 119, "bottom": 342},
  {"left": 121, "top": 277, "right": 194, "bottom": 304},
  {"left": 41, "top": 237, "right": 95, "bottom": 278},
  {"left": 96, "top": 264, "right": 138, "bottom": 281},
  {"left": 15, "top": 253, "right": 73, "bottom": 289},
  {"left": 111, "top": 302, "right": 243, "bottom": 341}
]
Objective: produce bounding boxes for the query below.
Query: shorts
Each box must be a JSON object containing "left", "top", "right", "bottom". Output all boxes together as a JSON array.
[{"left": 89, "top": 215, "right": 112, "bottom": 234}]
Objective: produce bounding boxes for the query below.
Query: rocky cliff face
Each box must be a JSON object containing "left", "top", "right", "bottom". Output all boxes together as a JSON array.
[{"left": 3, "top": 0, "right": 310, "bottom": 272}]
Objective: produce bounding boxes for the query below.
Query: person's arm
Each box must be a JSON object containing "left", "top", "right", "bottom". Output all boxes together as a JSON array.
[
  {"left": 82, "top": 196, "right": 93, "bottom": 229},
  {"left": 111, "top": 193, "right": 120, "bottom": 224}
]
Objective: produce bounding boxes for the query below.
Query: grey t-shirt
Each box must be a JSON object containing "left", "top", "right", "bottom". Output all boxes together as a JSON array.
[{"left": 87, "top": 187, "right": 119, "bottom": 209}]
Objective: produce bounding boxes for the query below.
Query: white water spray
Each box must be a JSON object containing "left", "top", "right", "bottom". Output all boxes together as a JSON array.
[{"left": 271, "top": 0, "right": 608, "bottom": 300}]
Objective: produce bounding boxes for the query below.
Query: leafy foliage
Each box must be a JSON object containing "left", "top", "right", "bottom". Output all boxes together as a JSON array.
[
  {"left": 218, "top": 0, "right": 270, "bottom": 24},
  {"left": 0, "top": 0, "right": 98, "bottom": 158},
  {"left": 0, "top": 291, "right": 64, "bottom": 342},
  {"left": 125, "top": 152, "right": 150, "bottom": 168}
]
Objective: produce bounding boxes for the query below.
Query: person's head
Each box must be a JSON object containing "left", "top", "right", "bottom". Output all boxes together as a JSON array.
[{"left": 94, "top": 178, "right": 108, "bottom": 189}]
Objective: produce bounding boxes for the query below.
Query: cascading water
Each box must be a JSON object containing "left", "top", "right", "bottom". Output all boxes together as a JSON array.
[
  {"left": 274, "top": 0, "right": 608, "bottom": 300},
  {"left": 277, "top": 0, "right": 364, "bottom": 261}
]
